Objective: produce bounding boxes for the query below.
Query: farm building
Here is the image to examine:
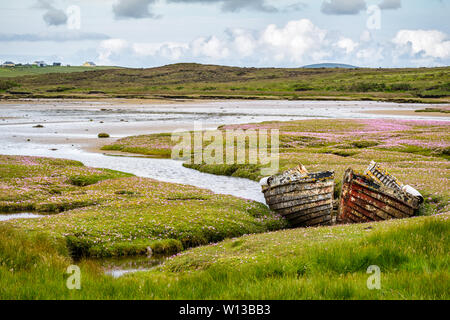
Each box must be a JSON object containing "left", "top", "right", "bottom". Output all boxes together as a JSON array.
[{"left": 83, "top": 61, "right": 96, "bottom": 67}]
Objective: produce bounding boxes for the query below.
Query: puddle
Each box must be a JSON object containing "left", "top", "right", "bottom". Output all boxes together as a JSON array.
[
  {"left": 96, "top": 255, "right": 168, "bottom": 278},
  {"left": 0, "top": 213, "right": 45, "bottom": 221}
]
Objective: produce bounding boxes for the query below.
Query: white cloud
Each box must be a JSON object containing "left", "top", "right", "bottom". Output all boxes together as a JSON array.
[
  {"left": 133, "top": 42, "right": 188, "bottom": 60},
  {"left": 260, "top": 19, "right": 329, "bottom": 63},
  {"left": 98, "top": 39, "right": 129, "bottom": 64},
  {"left": 336, "top": 37, "right": 358, "bottom": 53},
  {"left": 93, "top": 21, "right": 450, "bottom": 68},
  {"left": 96, "top": 19, "right": 331, "bottom": 66},
  {"left": 393, "top": 29, "right": 450, "bottom": 59},
  {"left": 356, "top": 47, "right": 384, "bottom": 63},
  {"left": 360, "top": 30, "right": 372, "bottom": 42},
  {"left": 228, "top": 29, "right": 257, "bottom": 57},
  {"left": 191, "top": 36, "right": 230, "bottom": 59}
]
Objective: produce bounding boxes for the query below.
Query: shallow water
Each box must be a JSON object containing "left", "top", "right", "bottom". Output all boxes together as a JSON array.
[
  {"left": 0, "top": 100, "right": 448, "bottom": 203},
  {"left": 0, "top": 213, "right": 45, "bottom": 221},
  {"left": 98, "top": 255, "right": 167, "bottom": 278}
]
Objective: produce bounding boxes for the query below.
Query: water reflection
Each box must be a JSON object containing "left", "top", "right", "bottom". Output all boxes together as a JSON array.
[
  {"left": 97, "top": 255, "right": 167, "bottom": 278},
  {"left": 0, "top": 213, "right": 45, "bottom": 221}
]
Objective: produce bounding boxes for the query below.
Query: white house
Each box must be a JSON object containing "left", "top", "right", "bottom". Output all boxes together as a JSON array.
[
  {"left": 33, "top": 61, "right": 47, "bottom": 67},
  {"left": 83, "top": 61, "right": 96, "bottom": 67}
]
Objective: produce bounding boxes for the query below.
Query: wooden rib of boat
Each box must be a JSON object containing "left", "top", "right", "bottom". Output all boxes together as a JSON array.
[
  {"left": 261, "top": 165, "right": 335, "bottom": 228},
  {"left": 338, "top": 166, "right": 423, "bottom": 224}
]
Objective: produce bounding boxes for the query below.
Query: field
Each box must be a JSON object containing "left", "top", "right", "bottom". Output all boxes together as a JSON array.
[
  {"left": 1, "top": 209, "right": 448, "bottom": 299},
  {"left": 1, "top": 118, "right": 449, "bottom": 300},
  {"left": 103, "top": 118, "right": 450, "bottom": 216},
  {"left": 0, "top": 155, "right": 284, "bottom": 258},
  {"left": 0, "top": 63, "right": 449, "bottom": 103}
]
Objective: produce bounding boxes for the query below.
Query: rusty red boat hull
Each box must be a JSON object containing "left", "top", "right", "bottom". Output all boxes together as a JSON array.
[
  {"left": 262, "top": 171, "right": 334, "bottom": 228},
  {"left": 338, "top": 168, "right": 421, "bottom": 224}
]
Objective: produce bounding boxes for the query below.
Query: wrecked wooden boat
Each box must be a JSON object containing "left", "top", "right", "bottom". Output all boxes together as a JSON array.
[
  {"left": 260, "top": 165, "right": 335, "bottom": 228},
  {"left": 338, "top": 161, "right": 423, "bottom": 224}
]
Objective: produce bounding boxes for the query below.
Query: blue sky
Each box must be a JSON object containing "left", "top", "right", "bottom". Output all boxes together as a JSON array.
[{"left": 0, "top": 0, "right": 449, "bottom": 68}]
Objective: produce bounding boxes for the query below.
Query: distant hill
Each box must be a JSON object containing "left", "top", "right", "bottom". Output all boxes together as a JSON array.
[
  {"left": 2, "top": 62, "right": 448, "bottom": 103},
  {"left": 302, "top": 63, "right": 358, "bottom": 69}
]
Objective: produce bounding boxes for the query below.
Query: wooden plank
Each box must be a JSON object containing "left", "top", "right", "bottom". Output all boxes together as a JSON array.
[
  {"left": 347, "top": 198, "right": 388, "bottom": 221},
  {"left": 298, "top": 214, "right": 332, "bottom": 227},
  {"left": 263, "top": 171, "right": 334, "bottom": 190},
  {"left": 350, "top": 188, "right": 410, "bottom": 219},
  {"left": 276, "top": 201, "right": 332, "bottom": 218},
  {"left": 284, "top": 203, "right": 333, "bottom": 221},
  {"left": 308, "top": 216, "right": 332, "bottom": 227},
  {"left": 343, "top": 204, "right": 374, "bottom": 222},
  {"left": 265, "top": 185, "right": 333, "bottom": 205},
  {"left": 352, "top": 181, "right": 415, "bottom": 216},
  {"left": 269, "top": 193, "right": 333, "bottom": 210},
  {"left": 288, "top": 209, "right": 331, "bottom": 226},
  {"left": 340, "top": 206, "right": 361, "bottom": 223},
  {"left": 263, "top": 180, "right": 334, "bottom": 197}
]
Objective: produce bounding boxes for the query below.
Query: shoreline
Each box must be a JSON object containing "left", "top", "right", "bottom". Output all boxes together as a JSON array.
[
  {"left": 1, "top": 95, "right": 450, "bottom": 105},
  {"left": 1, "top": 98, "right": 449, "bottom": 155}
]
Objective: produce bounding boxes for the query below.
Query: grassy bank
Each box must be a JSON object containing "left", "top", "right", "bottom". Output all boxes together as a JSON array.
[
  {"left": 0, "top": 155, "right": 285, "bottom": 258},
  {"left": 103, "top": 119, "right": 450, "bottom": 215},
  {"left": 1, "top": 63, "right": 449, "bottom": 103},
  {"left": 1, "top": 213, "right": 448, "bottom": 299}
]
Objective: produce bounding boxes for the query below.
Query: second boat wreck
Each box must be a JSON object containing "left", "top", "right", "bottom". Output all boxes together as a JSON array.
[
  {"left": 338, "top": 161, "right": 424, "bottom": 224},
  {"left": 260, "top": 165, "right": 335, "bottom": 228}
]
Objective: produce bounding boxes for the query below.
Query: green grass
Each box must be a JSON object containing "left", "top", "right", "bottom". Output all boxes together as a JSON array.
[
  {"left": 0, "top": 66, "right": 119, "bottom": 78},
  {"left": 0, "top": 155, "right": 285, "bottom": 258},
  {"left": 97, "top": 133, "right": 110, "bottom": 138},
  {"left": 1, "top": 213, "right": 448, "bottom": 299},
  {"left": 0, "top": 156, "right": 133, "bottom": 213},
  {"left": 1, "top": 63, "right": 449, "bottom": 102},
  {"left": 415, "top": 108, "right": 450, "bottom": 114},
  {"left": 1, "top": 119, "right": 448, "bottom": 299}
]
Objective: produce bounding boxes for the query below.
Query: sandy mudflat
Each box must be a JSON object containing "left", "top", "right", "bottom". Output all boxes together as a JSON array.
[
  {"left": 0, "top": 98, "right": 204, "bottom": 106},
  {"left": 364, "top": 109, "right": 450, "bottom": 117},
  {"left": 2, "top": 99, "right": 448, "bottom": 157}
]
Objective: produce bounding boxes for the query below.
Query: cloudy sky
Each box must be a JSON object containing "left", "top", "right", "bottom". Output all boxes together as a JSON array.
[{"left": 0, "top": 0, "right": 449, "bottom": 68}]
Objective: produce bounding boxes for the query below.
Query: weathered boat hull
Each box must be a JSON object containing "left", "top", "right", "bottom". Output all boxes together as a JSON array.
[
  {"left": 262, "top": 171, "right": 334, "bottom": 228},
  {"left": 338, "top": 168, "right": 421, "bottom": 224}
]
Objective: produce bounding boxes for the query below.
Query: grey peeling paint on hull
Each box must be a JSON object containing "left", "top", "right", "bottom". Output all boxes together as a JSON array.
[{"left": 262, "top": 171, "right": 335, "bottom": 228}]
